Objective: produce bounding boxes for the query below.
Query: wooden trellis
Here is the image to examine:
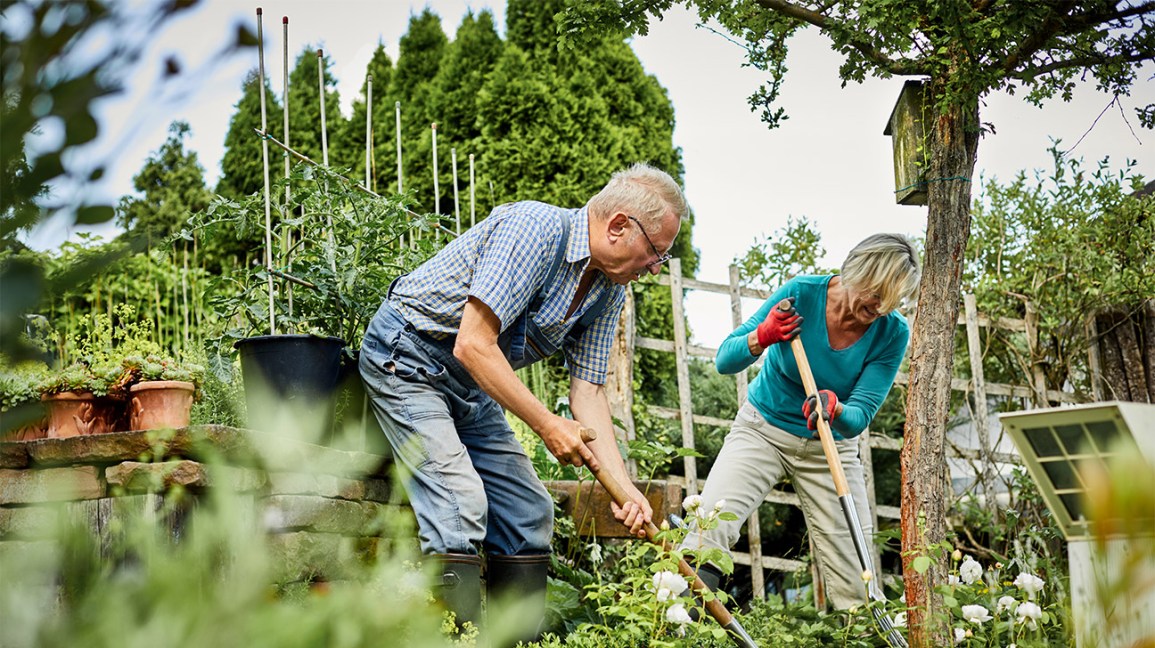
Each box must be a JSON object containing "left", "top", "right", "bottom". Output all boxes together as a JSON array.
[{"left": 608, "top": 259, "right": 1083, "bottom": 604}]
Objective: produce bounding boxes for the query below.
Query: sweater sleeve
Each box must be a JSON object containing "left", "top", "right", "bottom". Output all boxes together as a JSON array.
[
  {"left": 715, "top": 283, "right": 796, "bottom": 375},
  {"left": 830, "top": 320, "right": 909, "bottom": 438}
]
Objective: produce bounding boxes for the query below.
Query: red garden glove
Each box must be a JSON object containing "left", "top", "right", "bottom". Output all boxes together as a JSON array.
[
  {"left": 755, "top": 297, "right": 803, "bottom": 348},
  {"left": 803, "top": 390, "right": 842, "bottom": 431}
]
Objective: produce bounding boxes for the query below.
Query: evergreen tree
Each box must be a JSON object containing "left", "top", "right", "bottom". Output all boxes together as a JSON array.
[
  {"left": 286, "top": 46, "right": 347, "bottom": 171},
  {"left": 117, "top": 121, "right": 212, "bottom": 245},
  {"left": 428, "top": 9, "right": 503, "bottom": 212},
  {"left": 336, "top": 42, "right": 396, "bottom": 192},
  {"left": 385, "top": 9, "right": 448, "bottom": 213},
  {"left": 216, "top": 69, "right": 282, "bottom": 199}
]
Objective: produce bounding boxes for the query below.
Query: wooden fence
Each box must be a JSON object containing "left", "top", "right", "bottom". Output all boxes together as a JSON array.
[{"left": 605, "top": 259, "right": 1083, "bottom": 604}]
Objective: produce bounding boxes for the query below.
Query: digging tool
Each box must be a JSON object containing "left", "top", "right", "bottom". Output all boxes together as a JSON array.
[
  {"left": 782, "top": 300, "right": 908, "bottom": 648},
  {"left": 577, "top": 426, "right": 758, "bottom": 648}
]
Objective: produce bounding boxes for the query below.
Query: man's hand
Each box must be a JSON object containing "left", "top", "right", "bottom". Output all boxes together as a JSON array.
[
  {"left": 803, "top": 389, "right": 843, "bottom": 431},
  {"left": 611, "top": 482, "right": 653, "bottom": 538},
  {"left": 538, "top": 415, "right": 599, "bottom": 471},
  {"left": 756, "top": 297, "right": 803, "bottom": 348}
]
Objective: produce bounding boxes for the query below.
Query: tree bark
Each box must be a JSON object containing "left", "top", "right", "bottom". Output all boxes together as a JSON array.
[
  {"left": 1144, "top": 300, "right": 1155, "bottom": 403},
  {"left": 1096, "top": 310, "right": 1132, "bottom": 401},
  {"left": 1116, "top": 310, "right": 1149, "bottom": 403},
  {"left": 900, "top": 81, "right": 980, "bottom": 647}
]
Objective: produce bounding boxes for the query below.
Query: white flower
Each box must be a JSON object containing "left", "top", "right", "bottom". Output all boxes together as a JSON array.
[
  {"left": 1014, "top": 573, "right": 1045, "bottom": 599},
  {"left": 861, "top": 569, "right": 874, "bottom": 583},
  {"left": 959, "top": 556, "right": 983, "bottom": 585},
  {"left": 954, "top": 627, "right": 966, "bottom": 644},
  {"left": 952, "top": 549, "right": 963, "bottom": 561},
  {"left": 961, "top": 604, "right": 992, "bottom": 624},
  {"left": 712, "top": 498, "right": 727, "bottom": 512},
  {"left": 893, "top": 611, "right": 907, "bottom": 627},
  {"left": 1016, "top": 601, "right": 1042, "bottom": 630},
  {"left": 652, "top": 570, "right": 688, "bottom": 602},
  {"left": 948, "top": 574, "right": 961, "bottom": 587},
  {"left": 666, "top": 602, "right": 693, "bottom": 625},
  {"left": 997, "top": 595, "right": 1017, "bottom": 614},
  {"left": 683, "top": 495, "right": 703, "bottom": 513},
  {"left": 588, "top": 542, "right": 603, "bottom": 566}
]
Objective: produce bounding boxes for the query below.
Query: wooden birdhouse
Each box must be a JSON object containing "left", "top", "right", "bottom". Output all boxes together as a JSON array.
[{"left": 883, "top": 80, "right": 929, "bottom": 206}]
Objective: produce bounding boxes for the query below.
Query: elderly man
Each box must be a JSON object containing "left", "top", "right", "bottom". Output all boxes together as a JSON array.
[{"left": 359, "top": 163, "right": 687, "bottom": 639}]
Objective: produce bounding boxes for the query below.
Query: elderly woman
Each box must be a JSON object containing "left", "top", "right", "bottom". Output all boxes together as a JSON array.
[{"left": 680, "top": 233, "right": 921, "bottom": 610}]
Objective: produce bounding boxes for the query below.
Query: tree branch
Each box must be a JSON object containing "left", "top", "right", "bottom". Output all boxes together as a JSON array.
[
  {"left": 1017, "top": 49, "right": 1155, "bottom": 79},
  {"left": 1002, "top": 1, "right": 1078, "bottom": 75},
  {"left": 751, "top": 0, "right": 914, "bottom": 73},
  {"left": 1061, "top": 1, "right": 1155, "bottom": 32}
]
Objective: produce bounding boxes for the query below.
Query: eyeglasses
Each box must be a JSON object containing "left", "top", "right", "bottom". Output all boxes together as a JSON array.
[{"left": 627, "top": 215, "right": 673, "bottom": 270}]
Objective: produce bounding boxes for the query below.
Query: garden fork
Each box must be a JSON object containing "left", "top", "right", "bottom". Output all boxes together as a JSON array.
[
  {"left": 783, "top": 300, "right": 908, "bottom": 648},
  {"left": 578, "top": 427, "right": 759, "bottom": 648}
]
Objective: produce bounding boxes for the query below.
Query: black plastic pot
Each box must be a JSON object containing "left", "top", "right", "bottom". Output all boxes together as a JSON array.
[{"left": 235, "top": 334, "right": 346, "bottom": 433}]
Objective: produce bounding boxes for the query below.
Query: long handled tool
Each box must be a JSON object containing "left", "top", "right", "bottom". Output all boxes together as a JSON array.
[
  {"left": 578, "top": 427, "right": 758, "bottom": 648},
  {"left": 785, "top": 311, "right": 908, "bottom": 648}
]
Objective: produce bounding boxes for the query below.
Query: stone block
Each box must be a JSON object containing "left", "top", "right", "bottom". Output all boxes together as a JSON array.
[
  {"left": 262, "top": 495, "right": 387, "bottom": 536},
  {"left": 0, "top": 466, "right": 104, "bottom": 504},
  {"left": 0, "top": 442, "right": 30, "bottom": 468},
  {"left": 267, "top": 472, "right": 391, "bottom": 502},
  {"left": 267, "top": 531, "right": 376, "bottom": 583}
]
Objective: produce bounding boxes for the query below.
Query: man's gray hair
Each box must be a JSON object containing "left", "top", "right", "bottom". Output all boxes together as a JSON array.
[{"left": 588, "top": 163, "right": 688, "bottom": 230}]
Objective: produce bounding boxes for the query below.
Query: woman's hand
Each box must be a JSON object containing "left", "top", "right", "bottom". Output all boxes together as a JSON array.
[
  {"left": 756, "top": 297, "right": 803, "bottom": 348},
  {"left": 803, "top": 389, "right": 843, "bottom": 430}
]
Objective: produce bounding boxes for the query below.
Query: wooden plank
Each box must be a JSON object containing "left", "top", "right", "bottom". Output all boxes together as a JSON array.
[
  {"left": 731, "top": 550, "right": 808, "bottom": 573},
  {"left": 668, "top": 259, "right": 698, "bottom": 496}
]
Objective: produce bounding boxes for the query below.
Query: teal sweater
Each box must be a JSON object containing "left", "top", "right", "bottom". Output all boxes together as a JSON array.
[{"left": 716, "top": 275, "right": 909, "bottom": 440}]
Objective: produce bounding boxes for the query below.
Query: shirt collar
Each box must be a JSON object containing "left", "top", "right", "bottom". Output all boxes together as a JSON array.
[{"left": 567, "top": 206, "right": 592, "bottom": 264}]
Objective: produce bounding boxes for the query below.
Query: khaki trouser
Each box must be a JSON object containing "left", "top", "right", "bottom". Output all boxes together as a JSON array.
[{"left": 679, "top": 400, "right": 876, "bottom": 610}]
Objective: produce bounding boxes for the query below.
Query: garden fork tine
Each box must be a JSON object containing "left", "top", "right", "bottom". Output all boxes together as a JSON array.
[
  {"left": 578, "top": 427, "right": 759, "bottom": 648},
  {"left": 782, "top": 304, "right": 908, "bottom": 648}
]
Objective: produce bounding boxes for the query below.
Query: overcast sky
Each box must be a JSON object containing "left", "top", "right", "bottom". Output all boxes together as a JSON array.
[{"left": 24, "top": 0, "right": 1154, "bottom": 345}]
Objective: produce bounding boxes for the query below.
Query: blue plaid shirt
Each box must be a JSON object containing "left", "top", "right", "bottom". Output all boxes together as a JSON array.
[{"left": 389, "top": 201, "right": 626, "bottom": 384}]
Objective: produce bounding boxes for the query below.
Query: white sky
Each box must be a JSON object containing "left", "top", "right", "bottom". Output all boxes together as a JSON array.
[{"left": 24, "top": 0, "right": 1155, "bottom": 346}]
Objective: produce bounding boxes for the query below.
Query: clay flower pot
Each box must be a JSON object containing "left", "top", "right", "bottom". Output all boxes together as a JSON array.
[
  {"left": 128, "top": 380, "right": 195, "bottom": 431},
  {"left": 42, "top": 391, "right": 120, "bottom": 437}
]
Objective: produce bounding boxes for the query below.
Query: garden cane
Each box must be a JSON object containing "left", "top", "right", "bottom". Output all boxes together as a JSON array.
[
  {"left": 781, "top": 300, "right": 908, "bottom": 648},
  {"left": 578, "top": 426, "right": 759, "bottom": 648}
]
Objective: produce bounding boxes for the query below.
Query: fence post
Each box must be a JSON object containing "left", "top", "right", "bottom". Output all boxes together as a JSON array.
[
  {"left": 964, "top": 293, "right": 993, "bottom": 493},
  {"left": 1024, "top": 301, "right": 1048, "bottom": 407},
  {"left": 669, "top": 259, "right": 698, "bottom": 495},
  {"left": 606, "top": 289, "right": 638, "bottom": 478},
  {"left": 729, "top": 265, "right": 764, "bottom": 600}
]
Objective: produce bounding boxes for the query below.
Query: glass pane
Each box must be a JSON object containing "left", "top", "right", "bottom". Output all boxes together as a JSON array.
[
  {"left": 1060, "top": 493, "right": 1085, "bottom": 522},
  {"left": 1054, "top": 424, "right": 1088, "bottom": 455},
  {"left": 1085, "top": 420, "right": 1123, "bottom": 453},
  {"left": 1042, "top": 460, "right": 1080, "bottom": 490},
  {"left": 1024, "top": 427, "right": 1063, "bottom": 457}
]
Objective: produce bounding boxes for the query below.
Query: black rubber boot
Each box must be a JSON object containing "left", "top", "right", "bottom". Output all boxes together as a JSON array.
[
  {"left": 485, "top": 552, "right": 550, "bottom": 646},
  {"left": 430, "top": 553, "right": 482, "bottom": 634},
  {"left": 686, "top": 563, "right": 724, "bottom": 622}
]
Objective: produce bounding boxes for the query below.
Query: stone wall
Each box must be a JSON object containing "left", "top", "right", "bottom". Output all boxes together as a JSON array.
[{"left": 0, "top": 425, "right": 407, "bottom": 585}]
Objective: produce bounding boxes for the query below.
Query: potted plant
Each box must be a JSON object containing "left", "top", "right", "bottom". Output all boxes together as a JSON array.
[
  {"left": 1, "top": 359, "right": 50, "bottom": 441},
  {"left": 186, "top": 164, "right": 437, "bottom": 435},
  {"left": 39, "top": 358, "right": 128, "bottom": 437},
  {"left": 122, "top": 353, "right": 204, "bottom": 431}
]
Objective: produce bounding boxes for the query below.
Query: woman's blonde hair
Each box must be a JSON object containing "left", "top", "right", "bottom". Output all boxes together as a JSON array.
[{"left": 840, "top": 233, "right": 921, "bottom": 313}]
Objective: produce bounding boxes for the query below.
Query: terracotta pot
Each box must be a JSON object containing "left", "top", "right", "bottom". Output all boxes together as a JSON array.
[
  {"left": 128, "top": 380, "right": 195, "bottom": 431},
  {"left": 0, "top": 403, "right": 47, "bottom": 441},
  {"left": 42, "top": 391, "right": 121, "bottom": 437}
]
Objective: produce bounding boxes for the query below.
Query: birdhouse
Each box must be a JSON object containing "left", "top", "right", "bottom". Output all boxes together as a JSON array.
[{"left": 883, "top": 80, "right": 929, "bottom": 206}]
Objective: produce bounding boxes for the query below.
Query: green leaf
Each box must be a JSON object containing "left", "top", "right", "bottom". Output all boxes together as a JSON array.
[{"left": 912, "top": 556, "right": 932, "bottom": 574}]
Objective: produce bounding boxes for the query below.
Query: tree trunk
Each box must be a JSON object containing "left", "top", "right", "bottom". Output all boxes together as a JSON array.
[
  {"left": 900, "top": 84, "right": 980, "bottom": 647},
  {"left": 1097, "top": 309, "right": 1134, "bottom": 401},
  {"left": 1144, "top": 300, "right": 1155, "bottom": 403}
]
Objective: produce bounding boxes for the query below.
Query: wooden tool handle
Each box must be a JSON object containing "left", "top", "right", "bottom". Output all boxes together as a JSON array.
[
  {"left": 789, "top": 337, "right": 851, "bottom": 497},
  {"left": 578, "top": 426, "right": 597, "bottom": 443}
]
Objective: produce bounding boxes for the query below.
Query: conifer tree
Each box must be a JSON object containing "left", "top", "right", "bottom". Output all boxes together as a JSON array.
[
  {"left": 117, "top": 121, "right": 212, "bottom": 245},
  {"left": 216, "top": 69, "right": 282, "bottom": 199},
  {"left": 286, "top": 46, "right": 346, "bottom": 171},
  {"left": 385, "top": 9, "right": 448, "bottom": 213}
]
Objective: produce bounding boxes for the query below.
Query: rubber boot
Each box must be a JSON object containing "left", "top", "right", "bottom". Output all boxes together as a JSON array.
[
  {"left": 686, "top": 563, "right": 724, "bottom": 622},
  {"left": 430, "top": 553, "right": 482, "bottom": 635},
  {"left": 486, "top": 552, "right": 550, "bottom": 647}
]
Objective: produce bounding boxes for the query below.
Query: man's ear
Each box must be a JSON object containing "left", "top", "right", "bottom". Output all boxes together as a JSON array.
[{"left": 605, "top": 212, "right": 630, "bottom": 243}]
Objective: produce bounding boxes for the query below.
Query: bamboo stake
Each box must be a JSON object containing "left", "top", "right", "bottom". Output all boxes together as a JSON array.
[
  {"left": 282, "top": 15, "right": 293, "bottom": 323},
  {"left": 318, "top": 48, "right": 329, "bottom": 166},
  {"left": 395, "top": 101, "right": 403, "bottom": 192},
  {"left": 469, "top": 153, "right": 476, "bottom": 228},
  {"left": 431, "top": 123, "right": 440, "bottom": 216},
  {"left": 256, "top": 7, "right": 275, "bottom": 334},
  {"left": 182, "top": 244, "right": 189, "bottom": 352},
  {"left": 451, "top": 147, "right": 460, "bottom": 234},
  {"left": 365, "top": 74, "right": 373, "bottom": 189}
]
